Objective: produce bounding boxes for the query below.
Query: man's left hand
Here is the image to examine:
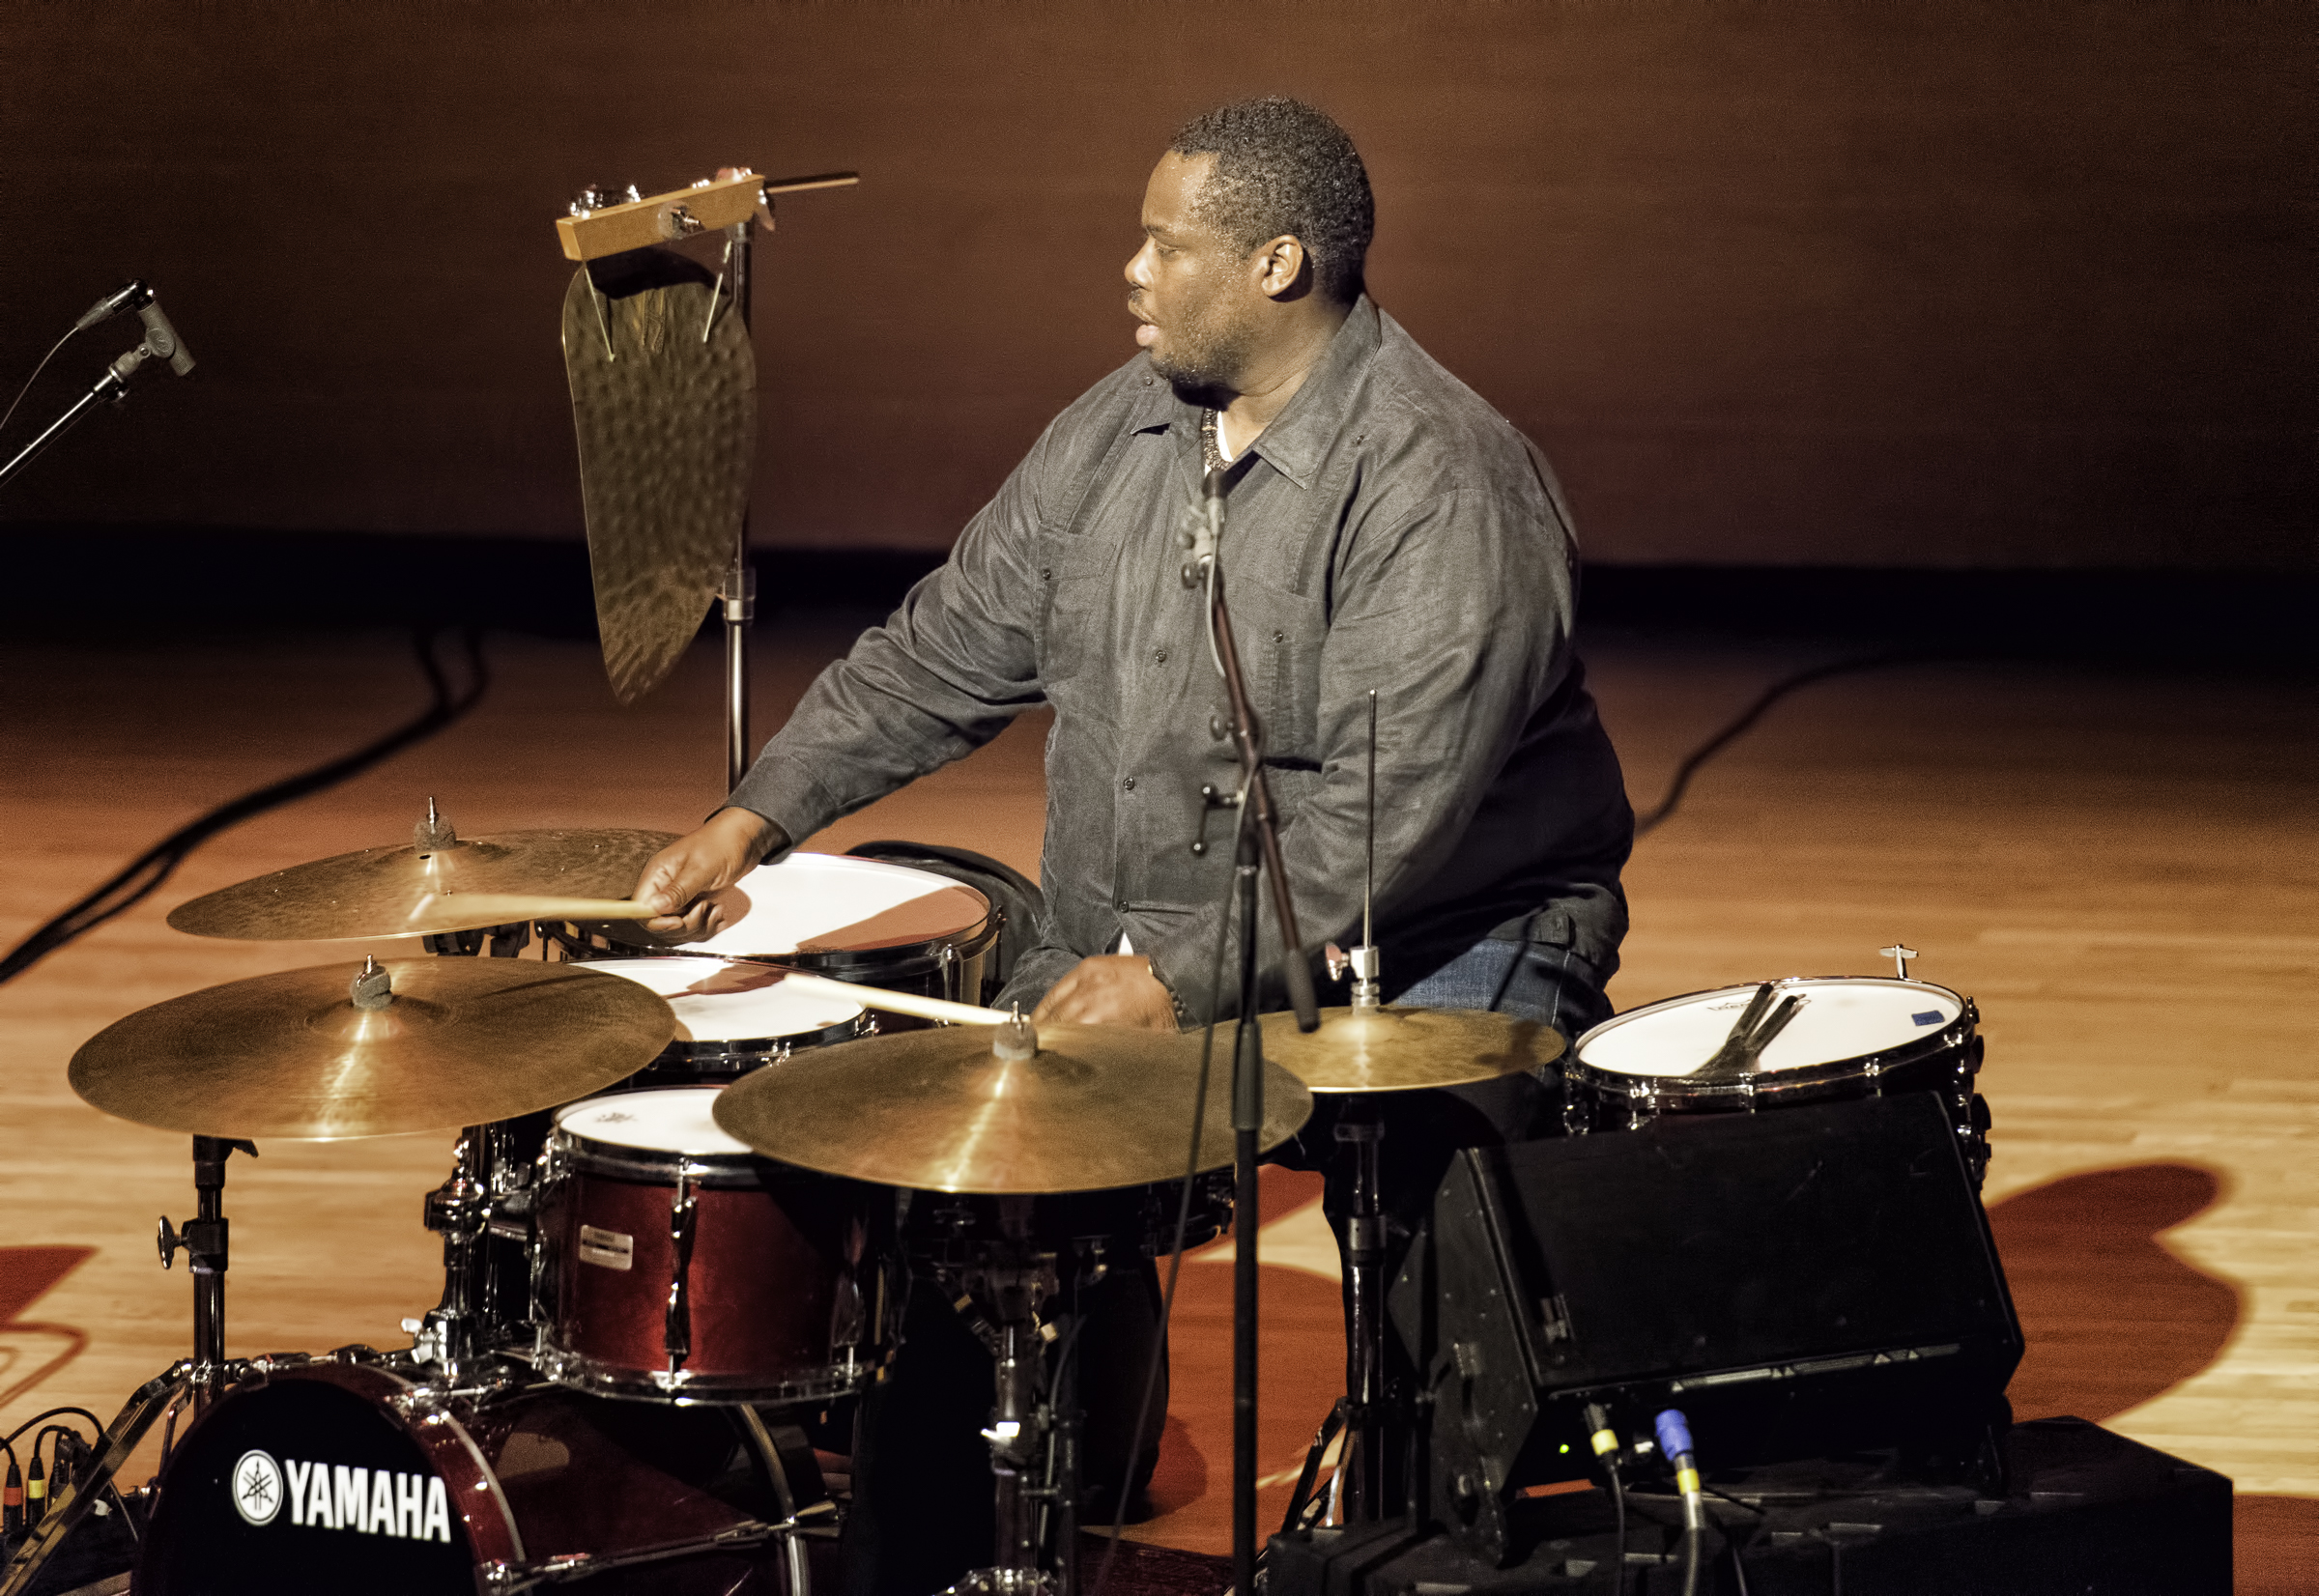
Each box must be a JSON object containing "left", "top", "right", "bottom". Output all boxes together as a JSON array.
[{"left": 1032, "top": 955, "right": 1179, "bottom": 1033}]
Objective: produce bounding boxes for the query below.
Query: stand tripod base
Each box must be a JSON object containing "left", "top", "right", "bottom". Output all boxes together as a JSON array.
[
  {"left": 944, "top": 1570, "right": 1057, "bottom": 1596},
  {"left": 0, "top": 1361, "right": 203, "bottom": 1596}
]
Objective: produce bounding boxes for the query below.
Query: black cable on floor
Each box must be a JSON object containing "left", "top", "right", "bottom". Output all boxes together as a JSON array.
[
  {"left": 1632, "top": 649, "right": 1939, "bottom": 837},
  {"left": 0, "top": 627, "right": 489, "bottom": 987}
]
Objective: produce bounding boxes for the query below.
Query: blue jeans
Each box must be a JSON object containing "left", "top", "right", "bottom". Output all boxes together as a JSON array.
[{"left": 1391, "top": 931, "right": 1615, "bottom": 1040}]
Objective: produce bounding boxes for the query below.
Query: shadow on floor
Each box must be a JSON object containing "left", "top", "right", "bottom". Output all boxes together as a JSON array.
[{"left": 1987, "top": 1162, "right": 2316, "bottom": 1593}]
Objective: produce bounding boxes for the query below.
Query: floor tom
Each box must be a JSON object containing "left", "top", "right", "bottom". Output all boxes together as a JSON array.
[{"left": 536, "top": 1088, "right": 877, "bottom": 1405}]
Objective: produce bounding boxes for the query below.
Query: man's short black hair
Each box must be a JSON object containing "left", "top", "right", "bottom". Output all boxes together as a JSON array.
[{"left": 1167, "top": 97, "right": 1374, "bottom": 305}]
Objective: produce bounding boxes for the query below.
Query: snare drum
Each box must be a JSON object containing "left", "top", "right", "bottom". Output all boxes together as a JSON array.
[
  {"left": 602, "top": 852, "right": 1002, "bottom": 1003},
  {"left": 535, "top": 1089, "right": 875, "bottom": 1405},
  {"left": 134, "top": 1359, "right": 795, "bottom": 1595},
  {"left": 579, "top": 957, "right": 869, "bottom": 1086},
  {"left": 1563, "top": 977, "right": 1990, "bottom": 1183}
]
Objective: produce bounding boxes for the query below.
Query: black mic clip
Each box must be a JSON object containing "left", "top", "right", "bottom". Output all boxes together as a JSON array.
[{"left": 73, "top": 279, "right": 151, "bottom": 332}]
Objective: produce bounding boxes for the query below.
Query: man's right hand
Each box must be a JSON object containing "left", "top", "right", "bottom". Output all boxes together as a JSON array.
[{"left": 632, "top": 808, "right": 787, "bottom": 940}]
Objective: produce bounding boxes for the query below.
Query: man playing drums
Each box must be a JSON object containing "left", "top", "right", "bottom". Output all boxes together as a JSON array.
[{"left": 636, "top": 97, "right": 1631, "bottom": 1591}]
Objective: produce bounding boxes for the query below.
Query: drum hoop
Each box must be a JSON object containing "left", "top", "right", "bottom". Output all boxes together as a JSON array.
[
  {"left": 658, "top": 1012, "right": 869, "bottom": 1061},
  {"left": 550, "top": 1137, "right": 765, "bottom": 1185},
  {"left": 200, "top": 1359, "right": 524, "bottom": 1564},
  {"left": 1570, "top": 977, "right": 1973, "bottom": 1084},
  {"left": 531, "top": 1342, "right": 868, "bottom": 1407},
  {"left": 1565, "top": 1040, "right": 1973, "bottom": 1102}
]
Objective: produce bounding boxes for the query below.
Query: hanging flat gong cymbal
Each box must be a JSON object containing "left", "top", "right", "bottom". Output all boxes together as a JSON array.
[
  {"left": 714, "top": 1020, "right": 1312, "bottom": 1194},
  {"left": 69, "top": 958, "right": 674, "bottom": 1140},
  {"left": 562, "top": 247, "right": 757, "bottom": 705},
  {"left": 1257, "top": 1005, "right": 1565, "bottom": 1095},
  {"left": 166, "top": 826, "right": 678, "bottom": 942}
]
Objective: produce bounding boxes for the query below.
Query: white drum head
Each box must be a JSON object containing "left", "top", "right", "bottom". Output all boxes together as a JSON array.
[
  {"left": 668, "top": 852, "right": 989, "bottom": 957},
  {"left": 555, "top": 1087, "right": 755, "bottom": 1155},
  {"left": 1575, "top": 978, "right": 1964, "bottom": 1079},
  {"left": 580, "top": 957, "right": 862, "bottom": 1041}
]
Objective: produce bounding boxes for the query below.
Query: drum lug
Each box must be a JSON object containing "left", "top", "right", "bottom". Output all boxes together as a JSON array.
[{"left": 665, "top": 1171, "right": 698, "bottom": 1374}]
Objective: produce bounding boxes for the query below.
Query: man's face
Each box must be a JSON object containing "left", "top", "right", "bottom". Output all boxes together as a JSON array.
[{"left": 1126, "top": 151, "right": 1261, "bottom": 396}]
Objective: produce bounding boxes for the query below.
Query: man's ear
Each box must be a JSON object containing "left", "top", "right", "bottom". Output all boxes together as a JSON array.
[{"left": 1254, "top": 235, "right": 1312, "bottom": 300}]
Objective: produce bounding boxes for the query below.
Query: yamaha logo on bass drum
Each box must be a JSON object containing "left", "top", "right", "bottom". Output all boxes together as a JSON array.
[{"left": 229, "top": 1447, "right": 455, "bottom": 1540}]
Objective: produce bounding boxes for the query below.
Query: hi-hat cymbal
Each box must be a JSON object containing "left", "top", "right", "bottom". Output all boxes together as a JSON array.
[
  {"left": 1258, "top": 1006, "right": 1565, "bottom": 1095},
  {"left": 69, "top": 958, "right": 674, "bottom": 1140},
  {"left": 713, "top": 1023, "right": 1312, "bottom": 1194},
  {"left": 166, "top": 827, "right": 678, "bottom": 941}
]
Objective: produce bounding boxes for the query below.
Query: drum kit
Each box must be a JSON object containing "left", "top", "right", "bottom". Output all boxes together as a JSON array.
[{"left": 2, "top": 794, "right": 1993, "bottom": 1596}]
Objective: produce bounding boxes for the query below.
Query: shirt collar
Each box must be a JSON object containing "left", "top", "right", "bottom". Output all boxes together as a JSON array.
[{"left": 1141, "top": 296, "right": 1383, "bottom": 492}]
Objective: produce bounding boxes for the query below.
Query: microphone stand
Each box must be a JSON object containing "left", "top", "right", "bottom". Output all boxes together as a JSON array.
[
  {"left": 0, "top": 327, "right": 185, "bottom": 492},
  {"left": 1190, "top": 464, "right": 1320, "bottom": 1593}
]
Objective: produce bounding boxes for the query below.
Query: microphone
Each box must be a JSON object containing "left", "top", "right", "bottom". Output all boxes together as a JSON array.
[
  {"left": 135, "top": 295, "right": 196, "bottom": 377},
  {"left": 73, "top": 280, "right": 152, "bottom": 332}
]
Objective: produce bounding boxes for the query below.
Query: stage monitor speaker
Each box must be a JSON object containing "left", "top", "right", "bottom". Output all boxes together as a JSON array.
[{"left": 1389, "top": 1092, "right": 2022, "bottom": 1565}]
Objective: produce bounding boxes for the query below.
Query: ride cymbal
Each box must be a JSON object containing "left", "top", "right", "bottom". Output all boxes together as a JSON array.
[
  {"left": 69, "top": 958, "right": 674, "bottom": 1139},
  {"left": 714, "top": 1021, "right": 1312, "bottom": 1194},
  {"left": 166, "top": 826, "right": 677, "bottom": 941},
  {"left": 1257, "top": 1006, "right": 1565, "bottom": 1095}
]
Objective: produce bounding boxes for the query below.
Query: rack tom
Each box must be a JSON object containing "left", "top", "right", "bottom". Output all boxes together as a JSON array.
[{"left": 578, "top": 956, "right": 869, "bottom": 1087}]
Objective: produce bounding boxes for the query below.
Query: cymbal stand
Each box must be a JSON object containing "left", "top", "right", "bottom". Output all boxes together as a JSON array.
[
  {"left": 413, "top": 1122, "right": 508, "bottom": 1383},
  {"left": 7, "top": 1144, "right": 260, "bottom": 1592},
  {"left": 933, "top": 1199, "right": 1088, "bottom": 1596},
  {"left": 156, "top": 1136, "right": 256, "bottom": 1403}
]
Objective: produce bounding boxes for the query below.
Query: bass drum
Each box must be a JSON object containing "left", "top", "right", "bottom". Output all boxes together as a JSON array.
[
  {"left": 1563, "top": 976, "right": 1991, "bottom": 1184},
  {"left": 134, "top": 1359, "right": 801, "bottom": 1595}
]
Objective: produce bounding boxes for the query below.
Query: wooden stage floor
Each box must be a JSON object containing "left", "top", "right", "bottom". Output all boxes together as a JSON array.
[{"left": 3, "top": 620, "right": 2314, "bottom": 1587}]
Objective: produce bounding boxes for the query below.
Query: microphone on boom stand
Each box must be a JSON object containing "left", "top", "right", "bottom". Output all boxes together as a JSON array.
[
  {"left": 1, "top": 280, "right": 197, "bottom": 492},
  {"left": 1188, "top": 459, "right": 1320, "bottom": 1596}
]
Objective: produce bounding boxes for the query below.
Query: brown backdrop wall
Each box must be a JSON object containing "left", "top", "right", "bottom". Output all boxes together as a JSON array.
[{"left": 1, "top": 0, "right": 2308, "bottom": 569}]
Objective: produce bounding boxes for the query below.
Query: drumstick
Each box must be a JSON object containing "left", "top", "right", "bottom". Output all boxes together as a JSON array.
[
  {"left": 772, "top": 970, "right": 1012, "bottom": 1028},
  {"left": 406, "top": 892, "right": 660, "bottom": 927}
]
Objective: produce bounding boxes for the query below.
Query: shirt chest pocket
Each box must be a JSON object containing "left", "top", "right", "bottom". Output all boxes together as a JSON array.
[
  {"left": 1036, "top": 543, "right": 1119, "bottom": 689},
  {"left": 1228, "top": 580, "right": 1326, "bottom": 764}
]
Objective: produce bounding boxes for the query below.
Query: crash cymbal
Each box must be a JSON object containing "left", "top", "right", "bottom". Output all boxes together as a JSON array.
[
  {"left": 166, "top": 824, "right": 678, "bottom": 941},
  {"left": 1257, "top": 1005, "right": 1565, "bottom": 1095},
  {"left": 713, "top": 1021, "right": 1312, "bottom": 1194},
  {"left": 69, "top": 958, "right": 674, "bottom": 1140}
]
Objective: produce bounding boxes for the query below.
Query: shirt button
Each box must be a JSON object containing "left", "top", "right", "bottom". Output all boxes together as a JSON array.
[
  {"left": 1122, "top": 776, "right": 1136, "bottom": 791},
  {"left": 1154, "top": 648, "right": 1168, "bottom": 665},
  {"left": 1273, "top": 630, "right": 1286, "bottom": 643},
  {"left": 1040, "top": 567, "right": 1052, "bottom": 581}
]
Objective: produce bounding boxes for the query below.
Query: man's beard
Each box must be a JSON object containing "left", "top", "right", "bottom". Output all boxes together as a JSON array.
[{"left": 1146, "top": 295, "right": 1257, "bottom": 406}]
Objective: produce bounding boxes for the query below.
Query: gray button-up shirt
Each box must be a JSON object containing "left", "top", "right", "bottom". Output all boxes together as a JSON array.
[{"left": 729, "top": 298, "right": 1632, "bottom": 1021}]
